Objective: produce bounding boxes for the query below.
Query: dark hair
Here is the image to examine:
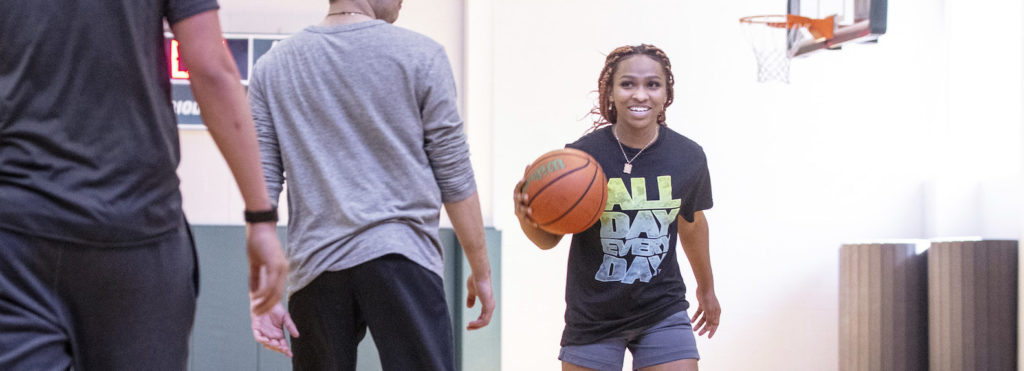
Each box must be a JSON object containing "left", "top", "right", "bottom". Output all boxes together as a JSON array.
[{"left": 590, "top": 44, "right": 675, "bottom": 129}]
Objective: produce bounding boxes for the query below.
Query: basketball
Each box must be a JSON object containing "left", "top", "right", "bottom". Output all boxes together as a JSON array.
[{"left": 522, "top": 148, "right": 608, "bottom": 235}]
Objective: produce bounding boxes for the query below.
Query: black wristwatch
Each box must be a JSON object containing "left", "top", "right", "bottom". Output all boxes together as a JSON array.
[{"left": 244, "top": 208, "right": 278, "bottom": 223}]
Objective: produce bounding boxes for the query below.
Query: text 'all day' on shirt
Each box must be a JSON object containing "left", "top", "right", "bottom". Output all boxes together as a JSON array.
[{"left": 561, "top": 124, "right": 712, "bottom": 346}]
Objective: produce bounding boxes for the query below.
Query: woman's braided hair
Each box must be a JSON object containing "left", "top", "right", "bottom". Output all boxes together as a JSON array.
[{"left": 591, "top": 44, "right": 675, "bottom": 129}]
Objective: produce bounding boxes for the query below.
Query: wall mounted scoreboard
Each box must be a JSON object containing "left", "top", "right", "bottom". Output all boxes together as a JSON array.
[{"left": 165, "top": 33, "right": 286, "bottom": 127}]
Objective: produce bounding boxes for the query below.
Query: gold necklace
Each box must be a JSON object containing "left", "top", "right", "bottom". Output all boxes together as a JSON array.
[{"left": 612, "top": 128, "right": 657, "bottom": 174}]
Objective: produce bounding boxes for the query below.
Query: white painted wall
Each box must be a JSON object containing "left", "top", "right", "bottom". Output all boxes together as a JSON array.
[
  {"left": 174, "top": 0, "right": 1023, "bottom": 370},
  {"left": 483, "top": 0, "right": 1020, "bottom": 370},
  {"left": 177, "top": 0, "right": 475, "bottom": 225}
]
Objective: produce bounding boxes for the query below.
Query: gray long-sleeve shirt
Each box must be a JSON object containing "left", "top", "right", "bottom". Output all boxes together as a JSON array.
[{"left": 249, "top": 20, "right": 476, "bottom": 296}]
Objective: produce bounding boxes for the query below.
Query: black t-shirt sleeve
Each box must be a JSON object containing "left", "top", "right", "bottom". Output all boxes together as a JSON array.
[
  {"left": 165, "top": 0, "right": 220, "bottom": 25},
  {"left": 680, "top": 150, "right": 713, "bottom": 222}
]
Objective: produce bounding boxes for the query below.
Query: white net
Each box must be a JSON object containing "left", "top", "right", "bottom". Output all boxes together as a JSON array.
[{"left": 741, "top": 16, "right": 801, "bottom": 84}]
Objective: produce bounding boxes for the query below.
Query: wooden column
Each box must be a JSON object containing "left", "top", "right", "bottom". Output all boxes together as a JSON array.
[
  {"left": 839, "top": 243, "right": 928, "bottom": 371},
  {"left": 928, "top": 240, "right": 1018, "bottom": 371}
]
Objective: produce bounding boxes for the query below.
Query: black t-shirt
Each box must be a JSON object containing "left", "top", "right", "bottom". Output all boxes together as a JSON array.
[
  {"left": 561, "top": 124, "right": 713, "bottom": 345},
  {"left": 0, "top": 0, "right": 218, "bottom": 244}
]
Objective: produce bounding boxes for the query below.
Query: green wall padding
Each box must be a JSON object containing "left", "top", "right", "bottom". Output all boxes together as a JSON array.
[{"left": 187, "top": 225, "right": 500, "bottom": 371}]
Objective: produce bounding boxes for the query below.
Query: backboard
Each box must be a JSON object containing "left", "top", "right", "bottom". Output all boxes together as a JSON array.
[{"left": 787, "top": 0, "right": 887, "bottom": 57}]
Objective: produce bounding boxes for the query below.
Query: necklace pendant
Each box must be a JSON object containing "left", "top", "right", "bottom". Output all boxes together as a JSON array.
[{"left": 623, "top": 163, "right": 632, "bottom": 174}]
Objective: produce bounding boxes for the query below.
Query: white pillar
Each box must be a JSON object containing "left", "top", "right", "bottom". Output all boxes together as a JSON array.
[{"left": 464, "top": 0, "right": 495, "bottom": 226}]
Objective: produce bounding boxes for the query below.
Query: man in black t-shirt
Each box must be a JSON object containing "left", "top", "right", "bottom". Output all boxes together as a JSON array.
[{"left": 0, "top": 1, "right": 287, "bottom": 369}]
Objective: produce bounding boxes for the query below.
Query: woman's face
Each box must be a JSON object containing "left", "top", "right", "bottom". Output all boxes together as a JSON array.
[{"left": 610, "top": 55, "right": 667, "bottom": 132}]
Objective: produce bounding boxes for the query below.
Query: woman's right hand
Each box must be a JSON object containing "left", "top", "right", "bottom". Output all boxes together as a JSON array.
[
  {"left": 513, "top": 175, "right": 563, "bottom": 249},
  {"left": 513, "top": 178, "right": 536, "bottom": 226}
]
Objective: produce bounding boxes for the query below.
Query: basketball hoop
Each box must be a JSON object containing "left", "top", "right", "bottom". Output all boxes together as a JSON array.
[{"left": 739, "top": 15, "right": 834, "bottom": 83}]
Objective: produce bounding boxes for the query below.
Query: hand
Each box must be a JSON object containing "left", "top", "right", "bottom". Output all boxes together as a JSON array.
[
  {"left": 251, "top": 302, "right": 300, "bottom": 357},
  {"left": 512, "top": 172, "right": 564, "bottom": 250},
  {"left": 691, "top": 287, "right": 720, "bottom": 338},
  {"left": 512, "top": 178, "right": 536, "bottom": 227},
  {"left": 247, "top": 222, "right": 289, "bottom": 315},
  {"left": 465, "top": 274, "right": 495, "bottom": 330}
]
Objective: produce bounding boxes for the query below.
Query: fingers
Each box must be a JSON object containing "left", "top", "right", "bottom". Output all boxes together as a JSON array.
[
  {"left": 691, "top": 306, "right": 706, "bottom": 334},
  {"left": 690, "top": 304, "right": 720, "bottom": 339},
  {"left": 470, "top": 289, "right": 495, "bottom": 330},
  {"left": 512, "top": 179, "right": 537, "bottom": 224},
  {"left": 251, "top": 306, "right": 297, "bottom": 358},
  {"left": 694, "top": 315, "right": 708, "bottom": 335},
  {"left": 466, "top": 313, "right": 491, "bottom": 330},
  {"left": 252, "top": 328, "right": 270, "bottom": 343},
  {"left": 513, "top": 194, "right": 537, "bottom": 226},
  {"left": 261, "top": 340, "right": 293, "bottom": 358},
  {"left": 512, "top": 184, "right": 527, "bottom": 207},
  {"left": 273, "top": 338, "right": 293, "bottom": 358},
  {"left": 512, "top": 179, "right": 524, "bottom": 205},
  {"left": 466, "top": 300, "right": 493, "bottom": 330},
  {"left": 253, "top": 326, "right": 288, "bottom": 356},
  {"left": 284, "top": 312, "right": 300, "bottom": 338},
  {"left": 704, "top": 310, "right": 720, "bottom": 338},
  {"left": 466, "top": 278, "right": 495, "bottom": 331}
]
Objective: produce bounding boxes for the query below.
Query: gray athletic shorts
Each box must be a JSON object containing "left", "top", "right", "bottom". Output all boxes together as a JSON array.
[{"left": 559, "top": 311, "right": 700, "bottom": 371}]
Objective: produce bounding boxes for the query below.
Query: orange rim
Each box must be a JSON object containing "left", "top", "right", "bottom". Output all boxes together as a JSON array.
[{"left": 740, "top": 14, "right": 835, "bottom": 40}]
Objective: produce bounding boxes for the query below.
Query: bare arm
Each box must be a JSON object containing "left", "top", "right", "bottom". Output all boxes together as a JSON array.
[
  {"left": 444, "top": 192, "right": 495, "bottom": 330},
  {"left": 678, "top": 210, "right": 719, "bottom": 338},
  {"left": 512, "top": 178, "right": 563, "bottom": 249},
  {"left": 170, "top": 10, "right": 287, "bottom": 316}
]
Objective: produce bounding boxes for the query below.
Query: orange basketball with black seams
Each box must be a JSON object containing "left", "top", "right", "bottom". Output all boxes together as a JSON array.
[{"left": 522, "top": 148, "right": 608, "bottom": 235}]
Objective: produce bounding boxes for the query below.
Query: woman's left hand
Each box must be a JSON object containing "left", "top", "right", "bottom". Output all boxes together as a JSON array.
[{"left": 691, "top": 287, "right": 720, "bottom": 338}]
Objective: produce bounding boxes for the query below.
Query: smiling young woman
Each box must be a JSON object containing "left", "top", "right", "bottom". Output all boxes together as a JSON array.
[
  {"left": 514, "top": 44, "right": 720, "bottom": 371},
  {"left": 607, "top": 52, "right": 668, "bottom": 148}
]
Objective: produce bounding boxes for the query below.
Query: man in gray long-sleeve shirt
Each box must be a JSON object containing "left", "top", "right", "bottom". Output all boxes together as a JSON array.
[{"left": 247, "top": 0, "right": 495, "bottom": 369}]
